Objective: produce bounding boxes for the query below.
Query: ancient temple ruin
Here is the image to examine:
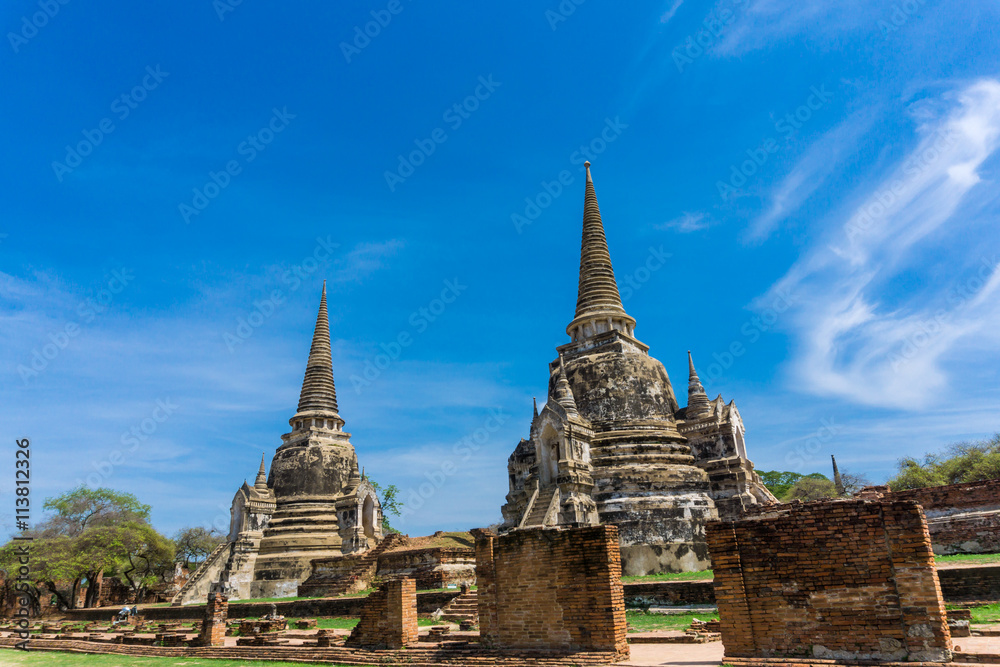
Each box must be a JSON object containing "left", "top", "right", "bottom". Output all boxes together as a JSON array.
[
  {"left": 173, "top": 283, "right": 383, "bottom": 603},
  {"left": 500, "top": 162, "right": 775, "bottom": 576}
]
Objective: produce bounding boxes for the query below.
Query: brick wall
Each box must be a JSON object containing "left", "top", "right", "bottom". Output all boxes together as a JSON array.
[
  {"left": 474, "top": 525, "right": 628, "bottom": 660},
  {"left": 937, "top": 565, "right": 1000, "bottom": 602},
  {"left": 926, "top": 512, "right": 1000, "bottom": 554},
  {"left": 859, "top": 478, "right": 1000, "bottom": 515},
  {"left": 376, "top": 547, "right": 476, "bottom": 589},
  {"left": 707, "top": 499, "right": 952, "bottom": 663},
  {"left": 197, "top": 593, "right": 227, "bottom": 647},
  {"left": 623, "top": 580, "right": 715, "bottom": 607},
  {"left": 858, "top": 479, "right": 1000, "bottom": 554},
  {"left": 344, "top": 578, "right": 417, "bottom": 649}
]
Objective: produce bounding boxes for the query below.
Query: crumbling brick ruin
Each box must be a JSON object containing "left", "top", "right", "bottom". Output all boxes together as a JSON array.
[
  {"left": 500, "top": 163, "right": 775, "bottom": 576},
  {"left": 474, "top": 525, "right": 629, "bottom": 661},
  {"left": 196, "top": 591, "right": 228, "bottom": 647},
  {"left": 706, "top": 499, "right": 952, "bottom": 663},
  {"left": 858, "top": 477, "right": 1000, "bottom": 554},
  {"left": 298, "top": 532, "right": 475, "bottom": 598},
  {"left": 344, "top": 578, "right": 417, "bottom": 649}
]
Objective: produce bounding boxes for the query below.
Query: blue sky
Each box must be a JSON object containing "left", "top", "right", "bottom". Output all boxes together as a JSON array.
[{"left": 2, "top": 1, "right": 999, "bottom": 540}]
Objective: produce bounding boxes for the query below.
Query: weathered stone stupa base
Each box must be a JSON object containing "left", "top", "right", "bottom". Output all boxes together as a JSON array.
[{"left": 500, "top": 162, "right": 774, "bottom": 574}]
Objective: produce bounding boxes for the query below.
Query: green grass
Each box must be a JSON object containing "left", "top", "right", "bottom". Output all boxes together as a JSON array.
[
  {"left": 936, "top": 552, "right": 1000, "bottom": 565},
  {"left": 295, "top": 616, "right": 359, "bottom": 630},
  {"left": 970, "top": 603, "right": 1000, "bottom": 625},
  {"left": 622, "top": 569, "right": 713, "bottom": 583},
  {"left": 625, "top": 610, "right": 715, "bottom": 633},
  {"left": 229, "top": 594, "right": 327, "bottom": 603},
  {"left": 284, "top": 616, "right": 450, "bottom": 630},
  {"left": 0, "top": 652, "right": 352, "bottom": 667}
]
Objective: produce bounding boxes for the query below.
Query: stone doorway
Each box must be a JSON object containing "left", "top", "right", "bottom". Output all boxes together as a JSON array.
[
  {"left": 362, "top": 495, "right": 376, "bottom": 539},
  {"left": 539, "top": 425, "right": 560, "bottom": 487}
]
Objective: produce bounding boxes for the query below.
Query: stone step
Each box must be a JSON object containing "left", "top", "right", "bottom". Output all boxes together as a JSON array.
[{"left": 523, "top": 486, "right": 557, "bottom": 527}]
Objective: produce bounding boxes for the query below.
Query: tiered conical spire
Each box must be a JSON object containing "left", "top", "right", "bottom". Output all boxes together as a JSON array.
[
  {"left": 686, "top": 351, "right": 712, "bottom": 418},
  {"left": 254, "top": 453, "right": 268, "bottom": 490},
  {"left": 566, "top": 162, "right": 636, "bottom": 340},
  {"left": 532, "top": 397, "right": 539, "bottom": 419},
  {"left": 296, "top": 281, "right": 341, "bottom": 417}
]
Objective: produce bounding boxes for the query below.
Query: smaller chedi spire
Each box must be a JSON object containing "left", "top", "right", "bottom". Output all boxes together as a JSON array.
[
  {"left": 686, "top": 351, "right": 712, "bottom": 418},
  {"left": 832, "top": 455, "right": 845, "bottom": 496},
  {"left": 533, "top": 396, "right": 539, "bottom": 418},
  {"left": 254, "top": 453, "right": 268, "bottom": 491},
  {"left": 566, "top": 162, "right": 637, "bottom": 342},
  {"left": 346, "top": 459, "right": 362, "bottom": 492},
  {"left": 554, "top": 356, "right": 580, "bottom": 417}
]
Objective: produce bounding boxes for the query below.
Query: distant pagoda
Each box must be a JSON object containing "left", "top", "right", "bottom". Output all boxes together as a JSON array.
[{"left": 173, "top": 283, "right": 383, "bottom": 604}]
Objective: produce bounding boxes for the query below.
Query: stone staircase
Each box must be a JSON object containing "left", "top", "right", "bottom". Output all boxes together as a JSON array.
[
  {"left": 297, "top": 532, "right": 408, "bottom": 598},
  {"left": 439, "top": 588, "right": 478, "bottom": 624},
  {"left": 170, "top": 542, "right": 231, "bottom": 606},
  {"left": 521, "top": 485, "right": 558, "bottom": 527}
]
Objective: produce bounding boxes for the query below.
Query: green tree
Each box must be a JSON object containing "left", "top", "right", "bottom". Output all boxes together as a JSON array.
[
  {"left": 173, "top": 526, "right": 226, "bottom": 568},
  {"left": 838, "top": 470, "right": 872, "bottom": 496},
  {"left": 0, "top": 487, "right": 170, "bottom": 609},
  {"left": 367, "top": 479, "right": 403, "bottom": 534},
  {"left": 113, "top": 523, "right": 176, "bottom": 600},
  {"left": 43, "top": 486, "right": 151, "bottom": 537},
  {"left": 758, "top": 471, "right": 832, "bottom": 498},
  {"left": 888, "top": 434, "right": 1000, "bottom": 490},
  {"left": 782, "top": 475, "right": 838, "bottom": 502}
]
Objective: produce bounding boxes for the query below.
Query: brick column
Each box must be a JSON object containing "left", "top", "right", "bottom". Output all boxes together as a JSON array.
[
  {"left": 705, "top": 521, "right": 754, "bottom": 656},
  {"left": 345, "top": 577, "right": 417, "bottom": 649},
  {"left": 389, "top": 578, "right": 418, "bottom": 646},
  {"left": 198, "top": 592, "right": 228, "bottom": 647},
  {"left": 471, "top": 528, "right": 498, "bottom": 646},
  {"left": 882, "top": 501, "right": 952, "bottom": 661}
]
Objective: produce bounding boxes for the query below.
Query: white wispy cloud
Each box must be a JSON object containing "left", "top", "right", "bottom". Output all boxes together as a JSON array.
[
  {"left": 658, "top": 211, "right": 714, "bottom": 233},
  {"left": 747, "top": 108, "right": 877, "bottom": 242},
  {"left": 758, "top": 79, "right": 1000, "bottom": 409},
  {"left": 660, "top": 0, "right": 685, "bottom": 24},
  {"left": 713, "top": 0, "right": 881, "bottom": 56}
]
